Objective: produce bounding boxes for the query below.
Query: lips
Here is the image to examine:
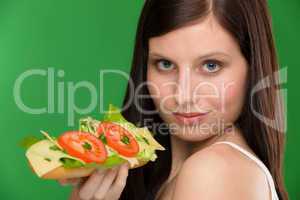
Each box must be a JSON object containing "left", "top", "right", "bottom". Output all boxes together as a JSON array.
[{"left": 173, "top": 112, "right": 209, "bottom": 125}]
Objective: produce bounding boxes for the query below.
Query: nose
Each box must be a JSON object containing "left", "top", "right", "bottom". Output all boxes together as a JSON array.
[{"left": 174, "top": 66, "right": 195, "bottom": 108}]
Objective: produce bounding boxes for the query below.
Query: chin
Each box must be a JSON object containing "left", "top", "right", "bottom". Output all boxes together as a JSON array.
[
  {"left": 170, "top": 127, "right": 215, "bottom": 142},
  {"left": 160, "top": 113, "right": 227, "bottom": 141}
]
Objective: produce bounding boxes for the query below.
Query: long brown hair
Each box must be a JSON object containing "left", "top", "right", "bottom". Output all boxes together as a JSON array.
[{"left": 120, "top": 0, "right": 288, "bottom": 199}]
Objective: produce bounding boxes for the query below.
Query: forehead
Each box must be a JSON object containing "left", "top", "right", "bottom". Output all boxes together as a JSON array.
[{"left": 148, "top": 15, "right": 240, "bottom": 60}]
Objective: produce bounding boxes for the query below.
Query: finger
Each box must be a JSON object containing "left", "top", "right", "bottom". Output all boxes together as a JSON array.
[
  {"left": 69, "top": 187, "right": 81, "bottom": 200},
  {"left": 79, "top": 169, "right": 108, "bottom": 200},
  {"left": 93, "top": 167, "right": 119, "bottom": 200},
  {"left": 106, "top": 163, "right": 129, "bottom": 200},
  {"left": 75, "top": 177, "right": 88, "bottom": 188}
]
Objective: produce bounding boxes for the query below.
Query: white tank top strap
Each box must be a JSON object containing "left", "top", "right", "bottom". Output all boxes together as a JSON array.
[{"left": 212, "top": 141, "right": 279, "bottom": 200}]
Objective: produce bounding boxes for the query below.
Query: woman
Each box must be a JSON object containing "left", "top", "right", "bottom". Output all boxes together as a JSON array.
[{"left": 60, "top": 0, "right": 289, "bottom": 199}]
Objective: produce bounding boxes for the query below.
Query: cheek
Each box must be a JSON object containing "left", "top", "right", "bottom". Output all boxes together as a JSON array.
[
  {"left": 147, "top": 70, "right": 174, "bottom": 108},
  {"left": 218, "top": 77, "right": 247, "bottom": 123}
]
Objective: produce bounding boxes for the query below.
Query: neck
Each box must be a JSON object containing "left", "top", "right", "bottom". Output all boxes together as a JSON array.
[
  {"left": 189, "top": 125, "right": 246, "bottom": 154},
  {"left": 167, "top": 134, "right": 191, "bottom": 182}
]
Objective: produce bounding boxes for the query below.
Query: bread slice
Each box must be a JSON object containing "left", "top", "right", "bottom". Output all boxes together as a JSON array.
[{"left": 28, "top": 160, "right": 148, "bottom": 179}]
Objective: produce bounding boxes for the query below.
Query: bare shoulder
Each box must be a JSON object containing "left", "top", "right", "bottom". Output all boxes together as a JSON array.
[{"left": 172, "top": 143, "right": 270, "bottom": 200}]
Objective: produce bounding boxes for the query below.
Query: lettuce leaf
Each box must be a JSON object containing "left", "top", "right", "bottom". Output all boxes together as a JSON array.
[
  {"left": 79, "top": 117, "right": 100, "bottom": 135},
  {"left": 19, "top": 136, "right": 42, "bottom": 149},
  {"left": 59, "top": 155, "right": 126, "bottom": 169},
  {"left": 103, "top": 104, "right": 129, "bottom": 123},
  {"left": 84, "top": 155, "right": 126, "bottom": 169},
  {"left": 59, "top": 158, "right": 84, "bottom": 168}
]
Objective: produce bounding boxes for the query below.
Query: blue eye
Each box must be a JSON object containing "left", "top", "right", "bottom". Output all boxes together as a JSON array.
[
  {"left": 203, "top": 61, "right": 221, "bottom": 73},
  {"left": 156, "top": 59, "right": 174, "bottom": 71}
]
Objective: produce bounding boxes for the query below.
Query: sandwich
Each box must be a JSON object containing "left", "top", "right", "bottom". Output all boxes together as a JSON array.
[{"left": 20, "top": 104, "right": 165, "bottom": 180}]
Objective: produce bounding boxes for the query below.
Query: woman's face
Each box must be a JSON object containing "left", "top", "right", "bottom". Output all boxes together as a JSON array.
[{"left": 146, "top": 15, "right": 248, "bottom": 142}]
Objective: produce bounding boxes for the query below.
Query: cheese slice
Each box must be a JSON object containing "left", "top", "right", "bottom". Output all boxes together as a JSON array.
[
  {"left": 118, "top": 155, "right": 139, "bottom": 168},
  {"left": 26, "top": 140, "right": 85, "bottom": 177},
  {"left": 40, "top": 130, "right": 64, "bottom": 150},
  {"left": 137, "top": 127, "right": 166, "bottom": 151}
]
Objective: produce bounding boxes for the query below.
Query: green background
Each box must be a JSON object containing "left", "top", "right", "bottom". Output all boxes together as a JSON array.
[{"left": 0, "top": 0, "right": 299, "bottom": 199}]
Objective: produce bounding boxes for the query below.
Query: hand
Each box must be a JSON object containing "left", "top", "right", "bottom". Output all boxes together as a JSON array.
[{"left": 58, "top": 162, "right": 130, "bottom": 200}]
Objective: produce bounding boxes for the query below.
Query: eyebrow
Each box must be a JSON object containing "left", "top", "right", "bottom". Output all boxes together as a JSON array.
[{"left": 148, "top": 51, "right": 231, "bottom": 61}]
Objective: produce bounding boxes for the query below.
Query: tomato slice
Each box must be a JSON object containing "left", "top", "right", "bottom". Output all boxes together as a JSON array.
[
  {"left": 57, "top": 131, "right": 107, "bottom": 163},
  {"left": 97, "top": 122, "right": 139, "bottom": 157}
]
